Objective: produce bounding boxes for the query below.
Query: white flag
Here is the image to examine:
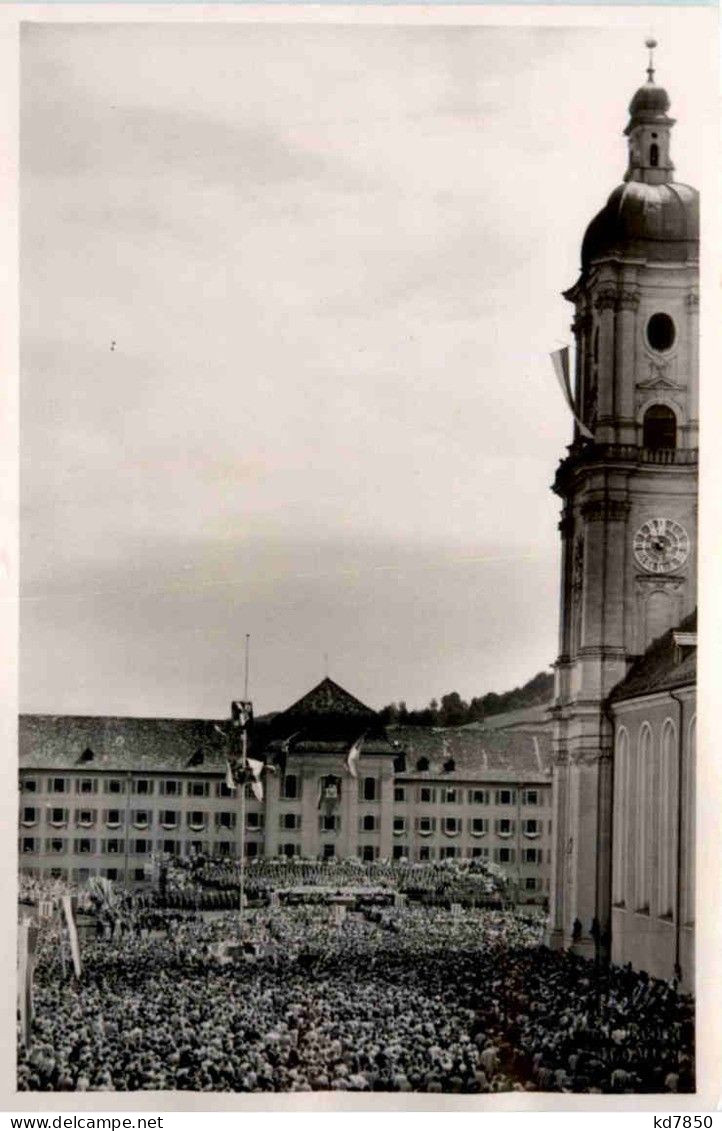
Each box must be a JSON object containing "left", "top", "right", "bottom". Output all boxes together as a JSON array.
[
  {"left": 346, "top": 735, "right": 364, "bottom": 779},
  {"left": 247, "top": 757, "right": 265, "bottom": 802},
  {"left": 62, "top": 894, "right": 82, "bottom": 979}
]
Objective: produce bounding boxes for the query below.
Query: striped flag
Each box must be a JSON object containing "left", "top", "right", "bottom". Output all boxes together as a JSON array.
[
  {"left": 551, "top": 346, "right": 594, "bottom": 440},
  {"left": 225, "top": 760, "right": 236, "bottom": 792},
  {"left": 346, "top": 735, "right": 364, "bottom": 779},
  {"left": 61, "top": 894, "right": 82, "bottom": 979}
]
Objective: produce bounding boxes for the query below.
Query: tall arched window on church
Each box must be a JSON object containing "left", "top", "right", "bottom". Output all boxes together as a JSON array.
[
  {"left": 635, "top": 724, "right": 652, "bottom": 911},
  {"left": 643, "top": 404, "right": 677, "bottom": 451},
  {"left": 650, "top": 143, "right": 659, "bottom": 167},
  {"left": 657, "top": 720, "right": 677, "bottom": 918},
  {"left": 683, "top": 715, "right": 696, "bottom": 924},
  {"left": 613, "top": 728, "right": 629, "bottom": 905}
]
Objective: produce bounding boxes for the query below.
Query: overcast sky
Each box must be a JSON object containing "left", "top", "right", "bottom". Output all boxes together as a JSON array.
[{"left": 19, "top": 20, "right": 710, "bottom": 719}]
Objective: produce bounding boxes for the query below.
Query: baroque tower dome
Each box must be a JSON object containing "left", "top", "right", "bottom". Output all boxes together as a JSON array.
[{"left": 580, "top": 41, "right": 698, "bottom": 270}]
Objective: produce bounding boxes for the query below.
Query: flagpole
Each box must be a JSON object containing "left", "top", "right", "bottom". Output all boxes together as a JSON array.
[{"left": 239, "top": 728, "right": 246, "bottom": 923}]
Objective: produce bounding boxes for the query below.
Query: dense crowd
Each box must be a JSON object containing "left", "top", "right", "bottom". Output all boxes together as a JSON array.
[
  {"left": 151, "top": 854, "right": 509, "bottom": 910},
  {"left": 18, "top": 905, "right": 693, "bottom": 1094}
]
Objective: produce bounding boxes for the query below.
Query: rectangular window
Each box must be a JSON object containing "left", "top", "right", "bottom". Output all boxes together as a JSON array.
[
  {"left": 104, "top": 809, "right": 123, "bottom": 828},
  {"left": 246, "top": 812, "right": 264, "bottom": 831},
  {"left": 76, "top": 778, "right": 97, "bottom": 795},
  {"left": 187, "top": 811, "right": 207, "bottom": 831},
  {"left": 442, "top": 788, "right": 458, "bottom": 804},
  {"left": 496, "top": 789, "right": 516, "bottom": 806},
  {"left": 393, "top": 816, "right": 406, "bottom": 835},
  {"left": 415, "top": 816, "right": 436, "bottom": 835},
  {"left": 75, "top": 809, "right": 97, "bottom": 827},
  {"left": 394, "top": 786, "right": 406, "bottom": 803},
  {"left": 360, "top": 844, "right": 378, "bottom": 862},
  {"left": 217, "top": 780, "right": 235, "bottom": 799},
  {"left": 470, "top": 846, "right": 490, "bottom": 860},
  {"left": 161, "top": 780, "right": 182, "bottom": 797},
  {"left": 46, "top": 838, "right": 67, "bottom": 854},
  {"left": 321, "top": 814, "right": 339, "bottom": 833},
  {"left": 104, "top": 868, "right": 119, "bottom": 881},
  {"left": 133, "top": 867, "right": 147, "bottom": 882},
  {"left": 362, "top": 777, "right": 377, "bottom": 802},
  {"left": 216, "top": 841, "right": 236, "bottom": 858},
  {"left": 523, "top": 789, "right": 540, "bottom": 807},
  {"left": 280, "top": 842, "right": 300, "bottom": 858},
  {"left": 522, "top": 819, "right": 540, "bottom": 837},
  {"left": 323, "top": 843, "right": 337, "bottom": 860},
  {"left": 21, "top": 807, "right": 37, "bottom": 825},
  {"left": 215, "top": 811, "right": 236, "bottom": 831},
  {"left": 187, "top": 781, "right": 209, "bottom": 798},
  {"left": 392, "top": 844, "right": 408, "bottom": 860},
  {"left": 22, "top": 779, "right": 38, "bottom": 793},
  {"left": 418, "top": 845, "right": 434, "bottom": 861},
  {"left": 470, "top": 817, "right": 488, "bottom": 836},
  {"left": 419, "top": 787, "right": 436, "bottom": 804},
  {"left": 162, "top": 839, "right": 180, "bottom": 856},
  {"left": 132, "top": 839, "right": 151, "bottom": 855},
  {"left": 131, "top": 810, "right": 151, "bottom": 829},
  {"left": 281, "top": 813, "right": 301, "bottom": 831},
  {"left": 48, "top": 777, "right": 67, "bottom": 794},
  {"left": 74, "top": 838, "right": 95, "bottom": 855},
  {"left": 246, "top": 841, "right": 261, "bottom": 859},
  {"left": 49, "top": 807, "right": 68, "bottom": 826},
  {"left": 360, "top": 814, "right": 377, "bottom": 832},
  {"left": 440, "top": 845, "right": 459, "bottom": 860},
  {"left": 496, "top": 847, "right": 515, "bottom": 864},
  {"left": 281, "top": 774, "right": 299, "bottom": 800},
  {"left": 495, "top": 818, "right": 515, "bottom": 837},
  {"left": 468, "top": 789, "right": 489, "bottom": 805},
  {"left": 442, "top": 816, "right": 460, "bottom": 835},
  {"left": 132, "top": 779, "right": 153, "bottom": 796},
  {"left": 21, "top": 837, "right": 37, "bottom": 853},
  {"left": 523, "top": 848, "right": 541, "bottom": 864},
  {"left": 105, "top": 779, "right": 125, "bottom": 796},
  {"left": 525, "top": 877, "right": 539, "bottom": 892},
  {"left": 73, "top": 868, "right": 93, "bottom": 883},
  {"left": 104, "top": 838, "right": 124, "bottom": 854},
  {"left": 159, "top": 810, "right": 178, "bottom": 829}
]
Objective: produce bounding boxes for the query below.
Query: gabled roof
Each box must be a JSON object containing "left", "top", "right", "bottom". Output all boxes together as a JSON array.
[
  {"left": 390, "top": 725, "right": 552, "bottom": 783},
  {"left": 19, "top": 715, "right": 228, "bottom": 773},
  {"left": 609, "top": 610, "right": 697, "bottom": 704},
  {"left": 281, "top": 677, "right": 376, "bottom": 721}
]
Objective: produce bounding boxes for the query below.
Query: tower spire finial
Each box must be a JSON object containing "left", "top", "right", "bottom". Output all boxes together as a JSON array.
[{"left": 645, "top": 37, "right": 657, "bottom": 84}]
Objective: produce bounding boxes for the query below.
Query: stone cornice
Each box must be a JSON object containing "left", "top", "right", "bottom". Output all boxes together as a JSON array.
[{"left": 581, "top": 498, "right": 631, "bottom": 523}]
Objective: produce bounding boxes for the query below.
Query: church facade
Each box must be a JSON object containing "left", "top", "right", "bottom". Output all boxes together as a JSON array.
[{"left": 547, "top": 47, "right": 698, "bottom": 989}]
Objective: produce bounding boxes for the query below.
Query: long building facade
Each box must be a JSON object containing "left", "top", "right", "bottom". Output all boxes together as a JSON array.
[{"left": 19, "top": 678, "right": 552, "bottom": 902}]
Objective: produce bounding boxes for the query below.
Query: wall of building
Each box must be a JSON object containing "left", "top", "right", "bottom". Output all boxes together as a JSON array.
[{"left": 610, "top": 687, "right": 695, "bottom": 989}]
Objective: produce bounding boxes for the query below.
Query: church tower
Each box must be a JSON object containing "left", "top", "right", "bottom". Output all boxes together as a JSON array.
[{"left": 547, "top": 43, "right": 698, "bottom": 956}]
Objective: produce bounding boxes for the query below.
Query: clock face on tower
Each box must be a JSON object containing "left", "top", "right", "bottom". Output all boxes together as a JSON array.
[{"left": 633, "top": 517, "right": 690, "bottom": 574}]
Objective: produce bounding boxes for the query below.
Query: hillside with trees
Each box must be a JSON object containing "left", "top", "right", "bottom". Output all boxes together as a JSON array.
[{"left": 378, "top": 669, "right": 553, "bottom": 728}]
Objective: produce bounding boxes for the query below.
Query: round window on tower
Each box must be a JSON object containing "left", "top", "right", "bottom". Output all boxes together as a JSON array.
[{"left": 646, "top": 313, "right": 675, "bottom": 352}]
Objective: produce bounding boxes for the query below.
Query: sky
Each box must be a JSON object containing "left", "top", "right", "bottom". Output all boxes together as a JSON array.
[{"left": 19, "top": 19, "right": 711, "bottom": 719}]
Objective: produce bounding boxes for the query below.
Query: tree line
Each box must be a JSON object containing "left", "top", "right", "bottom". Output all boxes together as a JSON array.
[{"left": 379, "top": 670, "right": 553, "bottom": 728}]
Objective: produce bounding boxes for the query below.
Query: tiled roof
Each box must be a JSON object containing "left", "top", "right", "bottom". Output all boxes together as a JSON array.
[
  {"left": 19, "top": 715, "right": 228, "bottom": 773},
  {"left": 462, "top": 702, "right": 553, "bottom": 733},
  {"left": 265, "top": 677, "right": 390, "bottom": 748},
  {"left": 281, "top": 678, "right": 376, "bottom": 721},
  {"left": 390, "top": 725, "right": 552, "bottom": 783},
  {"left": 609, "top": 610, "right": 697, "bottom": 703}
]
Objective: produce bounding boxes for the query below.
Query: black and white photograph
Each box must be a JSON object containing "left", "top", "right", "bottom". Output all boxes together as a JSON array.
[{"left": 12, "top": 9, "right": 718, "bottom": 1104}]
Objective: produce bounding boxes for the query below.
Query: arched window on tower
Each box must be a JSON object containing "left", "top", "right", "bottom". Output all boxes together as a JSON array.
[
  {"left": 650, "top": 143, "right": 659, "bottom": 167},
  {"left": 613, "top": 727, "right": 629, "bottom": 906},
  {"left": 643, "top": 404, "right": 677, "bottom": 451}
]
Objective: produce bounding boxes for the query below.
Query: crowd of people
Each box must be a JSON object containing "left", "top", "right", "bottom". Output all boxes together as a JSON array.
[
  {"left": 151, "top": 854, "right": 509, "bottom": 910},
  {"left": 18, "top": 902, "right": 693, "bottom": 1094}
]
